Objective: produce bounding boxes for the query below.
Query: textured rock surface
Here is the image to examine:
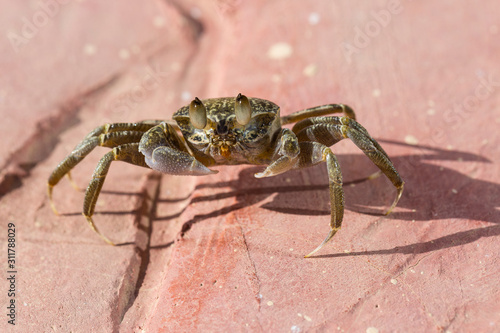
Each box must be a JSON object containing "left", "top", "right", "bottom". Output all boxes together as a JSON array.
[{"left": 1, "top": 0, "right": 499, "bottom": 332}]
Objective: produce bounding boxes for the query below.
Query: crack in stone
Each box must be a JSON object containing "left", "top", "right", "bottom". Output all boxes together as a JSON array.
[
  {"left": 164, "top": 0, "right": 205, "bottom": 39},
  {"left": 235, "top": 219, "right": 262, "bottom": 309},
  {"left": 235, "top": 219, "right": 265, "bottom": 332},
  {"left": 0, "top": 74, "right": 120, "bottom": 198},
  {"left": 114, "top": 172, "right": 162, "bottom": 329},
  {"left": 112, "top": 2, "right": 209, "bottom": 329}
]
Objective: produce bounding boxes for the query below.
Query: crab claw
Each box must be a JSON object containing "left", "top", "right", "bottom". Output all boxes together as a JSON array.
[{"left": 144, "top": 146, "right": 217, "bottom": 176}]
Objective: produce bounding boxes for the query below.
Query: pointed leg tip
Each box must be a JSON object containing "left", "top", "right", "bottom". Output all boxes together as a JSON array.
[
  {"left": 47, "top": 185, "right": 61, "bottom": 215},
  {"left": 383, "top": 207, "right": 394, "bottom": 216},
  {"left": 50, "top": 203, "right": 61, "bottom": 216},
  {"left": 96, "top": 230, "right": 116, "bottom": 246},
  {"left": 50, "top": 205, "right": 60, "bottom": 216},
  {"left": 303, "top": 251, "right": 315, "bottom": 259},
  {"left": 254, "top": 170, "right": 271, "bottom": 178},
  {"left": 304, "top": 242, "right": 325, "bottom": 258},
  {"left": 304, "top": 228, "right": 339, "bottom": 258},
  {"left": 384, "top": 182, "right": 404, "bottom": 216},
  {"left": 83, "top": 214, "right": 115, "bottom": 246},
  {"left": 103, "top": 237, "right": 116, "bottom": 246},
  {"left": 383, "top": 199, "right": 399, "bottom": 216}
]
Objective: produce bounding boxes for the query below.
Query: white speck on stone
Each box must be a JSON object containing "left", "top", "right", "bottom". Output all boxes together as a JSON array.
[
  {"left": 427, "top": 108, "right": 436, "bottom": 115},
  {"left": 118, "top": 49, "right": 130, "bottom": 59},
  {"left": 190, "top": 7, "right": 202, "bottom": 19},
  {"left": 181, "top": 91, "right": 192, "bottom": 101},
  {"left": 257, "top": 294, "right": 263, "bottom": 299},
  {"left": 390, "top": 278, "right": 398, "bottom": 285},
  {"left": 297, "top": 313, "right": 302, "bottom": 317},
  {"left": 404, "top": 135, "right": 419, "bottom": 145},
  {"left": 291, "top": 325, "right": 302, "bottom": 333},
  {"left": 271, "top": 74, "right": 282, "bottom": 82},
  {"left": 289, "top": 248, "right": 294, "bottom": 251},
  {"left": 366, "top": 327, "right": 379, "bottom": 333},
  {"left": 83, "top": 44, "right": 96, "bottom": 55},
  {"left": 303, "top": 63, "right": 318, "bottom": 77},
  {"left": 170, "top": 62, "right": 181, "bottom": 71},
  {"left": 130, "top": 44, "right": 141, "bottom": 54},
  {"left": 451, "top": 188, "right": 458, "bottom": 194},
  {"left": 153, "top": 16, "right": 166, "bottom": 27},
  {"left": 267, "top": 300, "right": 274, "bottom": 306},
  {"left": 303, "top": 315, "right": 312, "bottom": 322},
  {"left": 267, "top": 42, "right": 293, "bottom": 60},
  {"left": 372, "top": 89, "right": 381, "bottom": 97},
  {"left": 308, "top": 12, "right": 320, "bottom": 25}
]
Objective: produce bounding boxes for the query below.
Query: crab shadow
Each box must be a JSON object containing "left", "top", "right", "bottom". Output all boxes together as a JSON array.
[{"left": 153, "top": 140, "right": 500, "bottom": 254}]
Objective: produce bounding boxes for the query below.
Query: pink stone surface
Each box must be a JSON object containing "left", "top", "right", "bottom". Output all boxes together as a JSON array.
[{"left": 1, "top": 1, "right": 499, "bottom": 332}]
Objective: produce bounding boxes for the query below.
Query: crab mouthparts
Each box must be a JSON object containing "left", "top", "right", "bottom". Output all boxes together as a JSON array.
[
  {"left": 210, "top": 132, "right": 237, "bottom": 159},
  {"left": 220, "top": 145, "right": 231, "bottom": 158}
]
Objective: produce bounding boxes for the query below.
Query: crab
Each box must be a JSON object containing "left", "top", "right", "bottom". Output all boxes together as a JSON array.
[{"left": 48, "top": 93, "right": 404, "bottom": 257}]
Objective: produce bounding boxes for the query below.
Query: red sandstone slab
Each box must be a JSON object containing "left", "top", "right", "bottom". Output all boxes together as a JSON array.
[{"left": 1, "top": 1, "right": 499, "bottom": 332}]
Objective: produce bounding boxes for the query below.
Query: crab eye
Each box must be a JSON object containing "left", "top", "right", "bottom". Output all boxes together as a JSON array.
[
  {"left": 235, "top": 93, "right": 252, "bottom": 126},
  {"left": 189, "top": 97, "right": 207, "bottom": 129}
]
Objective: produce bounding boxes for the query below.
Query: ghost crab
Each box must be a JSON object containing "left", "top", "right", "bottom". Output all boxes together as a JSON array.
[{"left": 48, "top": 93, "right": 404, "bottom": 257}]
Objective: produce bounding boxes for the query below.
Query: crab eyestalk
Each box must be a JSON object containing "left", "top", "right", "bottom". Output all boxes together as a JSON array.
[
  {"left": 235, "top": 93, "right": 252, "bottom": 125},
  {"left": 189, "top": 97, "right": 207, "bottom": 129}
]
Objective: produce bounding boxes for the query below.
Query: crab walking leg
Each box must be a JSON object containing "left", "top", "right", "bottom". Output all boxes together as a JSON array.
[
  {"left": 79, "top": 121, "right": 162, "bottom": 141},
  {"left": 294, "top": 116, "right": 404, "bottom": 214},
  {"left": 72, "top": 121, "right": 162, "bottom": 152},
  {"left": 281, "top": 104, "right": 356, "bottom": 126},
  {"left": 83, "top": 143, "right": 149, "bottom": 245},
  {"left": 49, "top": 121, "right": 160, "bottom": 191},
  {"left": 300, "top": 143, "right": 344, "bottom": 258},
  {"left": 292, "top": 116, "right": 391, "bottom": 161},
  {"left": 48, "top": 130, "right": 148, "bottom": 214},
  {"left": 254, "top": 135, "right": 345, "bottom": 257},
  {"left": 64, "top": 121, "right": 161, "bottom": 190}
]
